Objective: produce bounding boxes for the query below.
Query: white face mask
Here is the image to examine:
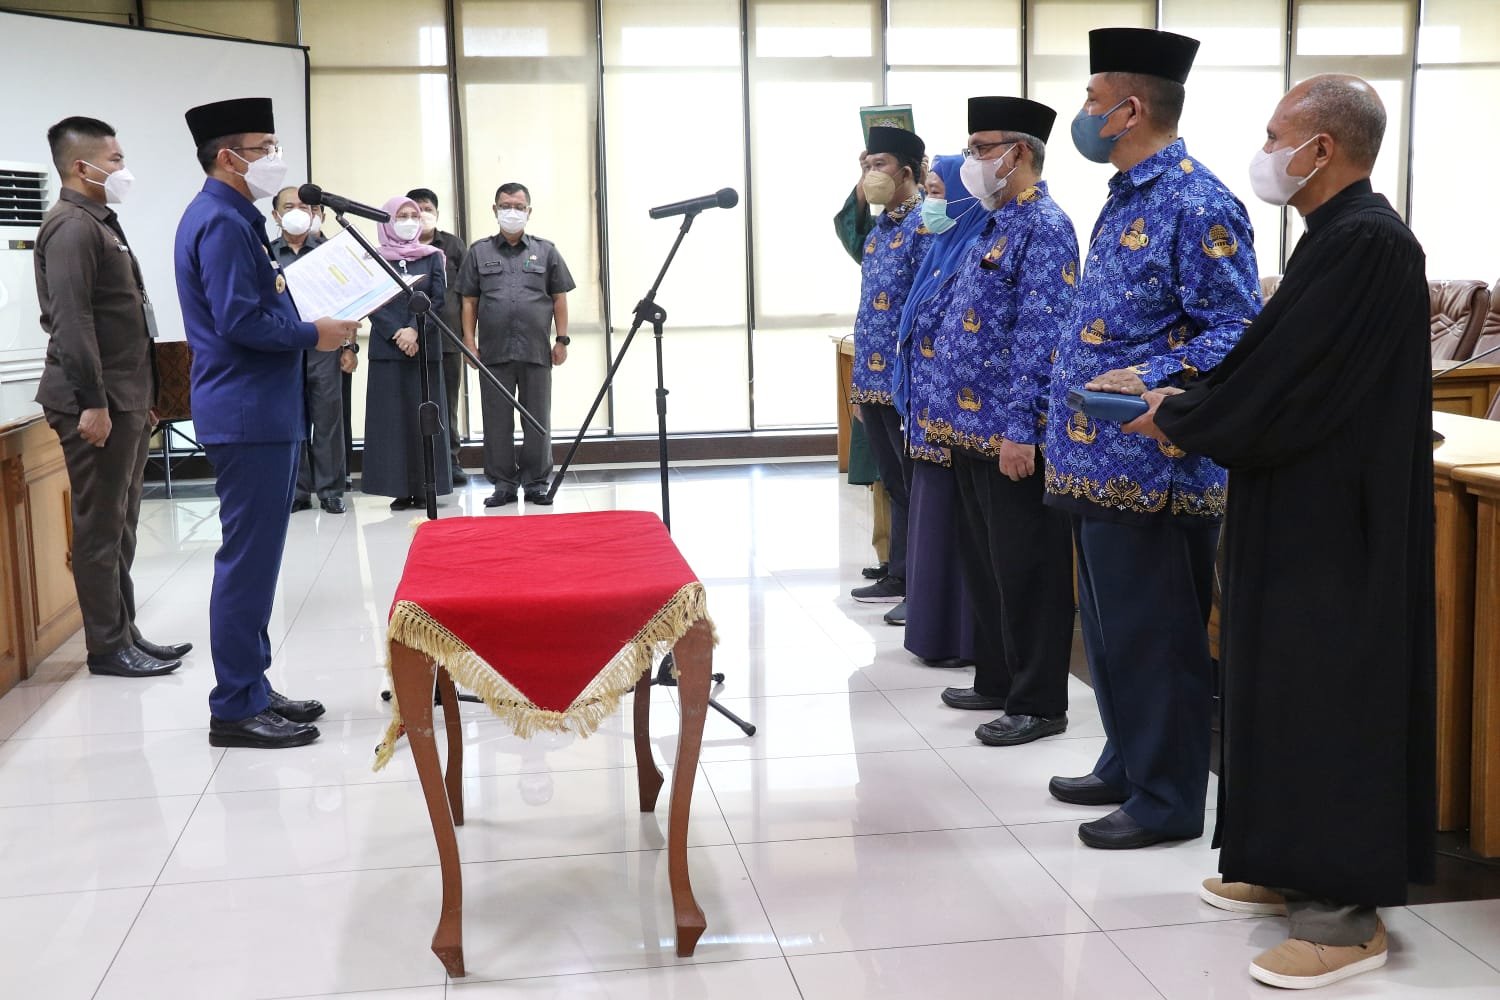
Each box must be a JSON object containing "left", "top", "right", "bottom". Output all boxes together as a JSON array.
[
  {"left": 229, "top": 148, "right": 288, "bottom": 200},
  {"left": 392, "top": 218, "right": 423, "bottom": 241},
  {"left": 278, "top": 207, "right": 321, "bottom": 237},
  {"left": 959, "top": 145, "right": 1018, "bottom": 208},
  {"left": 82, "top": 161, "right": 134, "bottom": 205},
  {"left": 419, "top": 210, "right": 438, "bottom": 234},
  {"left": 1248, "top": 135, "right": 1320, "bottom": 206},
  {"left": 496, "top": 207, "right": 528, "bottom": 234}
]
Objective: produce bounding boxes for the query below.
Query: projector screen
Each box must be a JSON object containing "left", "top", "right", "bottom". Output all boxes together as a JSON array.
[{"left": 1, "top": 10, "right": 310, "bottom": 346}]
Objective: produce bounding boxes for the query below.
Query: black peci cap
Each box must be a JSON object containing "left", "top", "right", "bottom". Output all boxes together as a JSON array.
[
  {"left": 866, "top": 125, "right": 926, "bottom": 163},
  {"left": 967, "top": 96, "right": 1058, "bottom": 142},
  {"left": 185, "top": 97, "right": 276, "bottom": 146},
  {"left": 1088, "top": 28, "right": 1200, "bottom": 85}
]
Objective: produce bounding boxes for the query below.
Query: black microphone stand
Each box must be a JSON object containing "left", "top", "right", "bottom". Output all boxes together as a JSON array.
[
  {"left": 546, "top": 211, "right": 756, "bottom": 738},
  {"left": 332, "top": 213, "right": 546, "bottom": 708}
]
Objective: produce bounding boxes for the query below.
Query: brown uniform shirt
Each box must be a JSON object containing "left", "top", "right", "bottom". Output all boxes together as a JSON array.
[{"left": 34, "top": 188, "right": 154, "bottom": 414}]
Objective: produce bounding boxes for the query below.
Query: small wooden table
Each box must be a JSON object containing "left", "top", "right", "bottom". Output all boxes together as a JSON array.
[
  {"left": 1452, "top": 463, "right": 1500, "bottom": 857},
  {"left": 1433, "top": 361, "right": 1500, "bottom": 418},
  {"left": 377, "top": 513, "right": 715, "bottom": 977}
]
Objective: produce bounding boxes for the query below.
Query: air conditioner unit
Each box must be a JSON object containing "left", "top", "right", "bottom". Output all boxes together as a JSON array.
[{"left": 0, "top": 160, "right": 50, "bottom": 421}]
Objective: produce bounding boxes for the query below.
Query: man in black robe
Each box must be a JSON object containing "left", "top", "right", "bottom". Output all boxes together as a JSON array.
[{"left": 1124, "top": 74, "right": 1434, "bottom": 991}]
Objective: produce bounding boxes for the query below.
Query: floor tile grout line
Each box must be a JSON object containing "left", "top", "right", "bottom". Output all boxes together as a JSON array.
[{"left": 1405, "top": 903, "right": 1500, "bottom": 974}]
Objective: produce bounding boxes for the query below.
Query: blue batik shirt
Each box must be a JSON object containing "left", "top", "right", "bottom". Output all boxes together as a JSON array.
[
  {"left": 903, "top": 285, "right": 956, "bottom": 464},
  {"left": 851, "top": 193, "right": 933, "bottom": 405},
  {"left": 920, "top": 183, "right": 1079, "bottom": 458},
  {"left": 1044, "top": 139, "right": 1261, "bottom": 523}
]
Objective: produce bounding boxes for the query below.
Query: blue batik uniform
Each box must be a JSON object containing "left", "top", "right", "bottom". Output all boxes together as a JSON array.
[
  {"left": 850, "top": 194, "right": 932, "bottom": 405},
  {"left": 175, "top": 178, "right": 318, "bottom": 722},
  {"left": 923, "top": 183, "right": 1079, "bottom": 458},
  {"left": 1045, "top": 139, "right": 1260, "bottom": 522},
  {"left": 1048, "top": 139, "right": 1261, "bottom": 840}
]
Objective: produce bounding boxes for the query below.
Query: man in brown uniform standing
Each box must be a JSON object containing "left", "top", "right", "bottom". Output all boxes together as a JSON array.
[{"left": 34, "top": 116, "right": 191, "bottom": 677}]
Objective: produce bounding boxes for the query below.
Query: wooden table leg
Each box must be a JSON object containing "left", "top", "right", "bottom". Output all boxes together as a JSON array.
[
  {"left": 391, "top": 642, "right": 466, "bottom": 978},
  {"left": 633, "top": 671, "right": 664, "bottom": 812},
  {"left": 1472, "top": 492, "right": 1500, "bottom": 857},
  {"left": 435, "top": 666, "right": 465, "bottom": 826},
  {"left": 667, "top": 619, "right": 712, "bottom": 956}
]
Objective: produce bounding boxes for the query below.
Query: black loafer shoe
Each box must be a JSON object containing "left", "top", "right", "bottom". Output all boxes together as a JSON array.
[
  {"left": 135, "top": 637, "right": 193, "bottom": 660},
  {"left": 940, "top": 686, "right": 1008, "bottom": 711},
  {"left": 883, "top": 601, "right": 907, "bottom": 625},
  {"left": 320, "top": 496, "right": 346, "bottom": 514},
  {"left": 921, "top": 656, "right": 971, "bottom": 669},
  {"left": 389, "top": 496, "right": 416, "bottom": 511},
  {"left": 1078, "top": 808, "right": 1193, "bottom": 850},
  {"left": 452, "top": 469, "right": 469, "bottom": 486},
  {"left": 209, "top": 711, "right": 320, "bottom": 749},
  {"left": 87, "top": 646, "right": 180, "bottom": 677},
  {"left": 976, "top": 713, "right": 1068, "bottom": 746},
  {"left": 291, "top": 496, "right": 314, "bottom": 512},
  {"left": 267, "top": 689, "right": 326, "bottom": 724},
  {"left": 483, "top": 490, "right": 517, "bottom": 508},
  {"left": 1048, "top": 773, "right": 1129, "bottom": 806},
  {"left": 524, "top": 491, "right": 553, "bottom": 506},
  {"left": 862, "top": 561, "right": 889, "bottom": 580}
]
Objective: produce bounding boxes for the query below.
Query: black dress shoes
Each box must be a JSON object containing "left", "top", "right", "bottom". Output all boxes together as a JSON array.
[
  {"left": 390, "top": 496, "right": 420, "bottom": 511},
  {"left": 291, "top": 496, "right": 314, "bottom": 512},
  {"left": 88, "top": 646, "right": 180, "bottom": 677},
  {"left": 940, "top": 687, "right": 1008, "bottom": 711},
  {"left": 484, "top": 490, "right": 517, "bottom": 508},
  {"left": 268, "top": 689, "right": 326, "bottom": 724},
  {"left": 921, "top": 656, "right": 972, "bottom": 669},
  {"left": 524, "top": 491, "right": 553, "bottom": 506},
  {"left": 135, "top": 637, "right": 193, "bottom": 659},
  {"left": 1078, "top": 808, "right": 1194, "bottom": 850},
  {"left": 209, "top": 711, "right": 320, "bottom": 749},
  {"left": 861, "top": 561, "right": 889, "bottom": 580},
  {"left": 1048, "top": 773, "right": 1129, "bottom": 806},
  {"left": 320, "top": 496, "right": 346, "bottom": 514},
  {"left": 975, "top": 713, "right": 1068, "bottom": 746}
]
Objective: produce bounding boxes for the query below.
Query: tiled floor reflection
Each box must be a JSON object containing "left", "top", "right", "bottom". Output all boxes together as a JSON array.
[{"left": 1, "top": 461, "right": 1494, "bottom": 998}]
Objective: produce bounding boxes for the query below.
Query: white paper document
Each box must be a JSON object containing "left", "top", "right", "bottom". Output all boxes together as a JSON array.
[{"left": 281, "top": 229, "right": 423, "bottom": 322}]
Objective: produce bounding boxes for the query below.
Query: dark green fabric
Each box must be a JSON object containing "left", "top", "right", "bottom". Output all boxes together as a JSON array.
[
  {"left": 833, "top": 188, "right": 876, "bottom": 265},
  {"left": 847, "top": 411, "right": 880, "bottom": 486}
]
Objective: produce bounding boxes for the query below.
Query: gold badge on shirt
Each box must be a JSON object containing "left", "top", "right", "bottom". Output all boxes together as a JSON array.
[
  {"left": 1120, "top": 218, "right": 1149, "bottom": 251},
  {"left": 275, "top": 274, "right": 287, "bottom": 294},
  {"left": 1080, "top": 319, "right": 1107, "bottom": 344},
  {"left": 957, "top": 388, "right": 981, "bottom": 412},
  {"left": 1066, "top": 412, "right": 1098, "bottom": 444},
  {"left": 1201, "top": 223, "right": 1239, "bottom": 258}
]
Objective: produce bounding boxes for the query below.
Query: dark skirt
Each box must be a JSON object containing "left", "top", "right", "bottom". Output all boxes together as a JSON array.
[
  {"left": 903, "top": 459, "right": 977, "bottom": 662},
  {"left": 362, "top": 357, "right": 453, "bottom": 499}
]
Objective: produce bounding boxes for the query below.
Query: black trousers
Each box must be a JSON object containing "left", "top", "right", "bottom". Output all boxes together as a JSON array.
[
  {"left": 442, "top": 350, "right": 464, "bottom": 469},
  {"left": 858, "top": 402, "right": 911, "bottom": 580},
  {"left": 480, "top": 360, "right": 552, "bottom": 493},
  {"left": 951, "top": 450, "right": 1074, "bottom": 714},
  {"left": 1074, "top": 514, "right": 1218, "bottom": 836},
  {"left": 45, "top": 407, "right": 150, "bottom": 655}
]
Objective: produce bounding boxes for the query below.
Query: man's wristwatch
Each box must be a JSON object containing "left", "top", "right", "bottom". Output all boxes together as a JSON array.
[{"left": 554, "top": 335, "right": 571, "bottom": 346}]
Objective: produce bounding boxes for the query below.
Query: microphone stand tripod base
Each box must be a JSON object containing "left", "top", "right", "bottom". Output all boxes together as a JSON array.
[{"left": 652, "top": 654, "right": 756, "bottom": 736}]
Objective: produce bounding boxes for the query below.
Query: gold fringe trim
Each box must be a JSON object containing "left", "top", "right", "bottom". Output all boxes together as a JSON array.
[{"left": 373, "top": 582, "right": 716, "bottom": 771}]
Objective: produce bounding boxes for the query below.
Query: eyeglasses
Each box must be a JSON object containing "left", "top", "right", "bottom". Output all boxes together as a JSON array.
[
  {"left": 231, "top": 142, "right": 282, "bottom": 159},
  {"left": 962, "top": 140, "right": 1012, "bottom": 160}
]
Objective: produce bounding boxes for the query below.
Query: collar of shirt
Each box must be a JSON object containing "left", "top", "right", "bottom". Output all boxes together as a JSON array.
[
  {"left": 1107, "top": 138, "right": 1189, "bottom": 198},
  {"left": 491, "top": 230, "right": 532, "bottom": 252},
  {"left": 203, "top": 176, "right": 271, "bottom": 233},
  {"left": 882, "top": 190, "right": 922, "bottom": 225},
  {"left": 1304, "top": 177, "right": 1375, "bottom": 235},
  {"left": 57, "top": 186, "right": 115, "bottom": 225},
  {"left": 269, "top": 232, "right": 326, "bottom": 256}
]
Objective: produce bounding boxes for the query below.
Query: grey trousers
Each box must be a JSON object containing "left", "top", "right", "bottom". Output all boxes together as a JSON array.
[
  {"left": 45, "top": 407, "right": 150, "bottom": 655},
  {"left": 297, "top": 349, "right": 346, "bottom": 500},
  {"left": 1282, "top": 891, "right": 1379, "bottom": 946},
  {"left": 443, "top": 350, "right": 464, "bottom": 469},
  {"left": 479, "top": 360, "right": 552, "bottom": 493}
]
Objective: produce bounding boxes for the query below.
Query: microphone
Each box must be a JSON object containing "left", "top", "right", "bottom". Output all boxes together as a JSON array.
[
  {"left": 298, "top": 184, "right": 391, "bottom": 224},
  {"left": 648, "top": 187, "right": 739, "bottom": 220}
]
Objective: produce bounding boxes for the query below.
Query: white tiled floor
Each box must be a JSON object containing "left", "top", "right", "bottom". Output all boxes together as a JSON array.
[{"left": 1, "top": 462, "right": 1496, "bottom": 999}]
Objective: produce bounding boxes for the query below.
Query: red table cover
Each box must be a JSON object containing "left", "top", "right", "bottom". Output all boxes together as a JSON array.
[{"left": 375, "top": 511, "right": 713, "bottom": 770}]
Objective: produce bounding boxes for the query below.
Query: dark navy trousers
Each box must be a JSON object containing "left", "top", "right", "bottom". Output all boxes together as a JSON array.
[
  {"left": 1074, "top": 514, "right": 1218, "bottom": 836},
  {"left": 205, "top": 441, "right": 300, "bottom": 721}
]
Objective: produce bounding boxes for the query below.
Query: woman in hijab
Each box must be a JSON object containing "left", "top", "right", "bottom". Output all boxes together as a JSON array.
[
  {"left": 891, "top": 154, "right": 991, "bottom": 667},
  {"left": 361, "top": 196, "right": 452, "bottom": 510}
]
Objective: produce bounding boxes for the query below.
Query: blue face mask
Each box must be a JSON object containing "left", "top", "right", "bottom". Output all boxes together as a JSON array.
[
  {"left": 920, "top": 194, "right": 978, "bottom": 235},
  {"left": 1071, "top": 98, "right": 1132, "bottom": 163}
]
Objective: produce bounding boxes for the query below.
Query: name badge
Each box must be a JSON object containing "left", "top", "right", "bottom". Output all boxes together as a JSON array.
[{"left": 142, "top": 298, "right": 160, "bottom": 340}]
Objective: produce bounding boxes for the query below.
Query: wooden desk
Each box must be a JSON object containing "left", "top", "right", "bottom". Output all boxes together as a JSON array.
[
  {"left": 0, "top": 415, "right": 82, "bottom": 697},
  {"left": 1453, "top": 462, "right": 1500, "bottom": 856},
  {"left": 833, "top": 334, "right": 854, "bottom": 473},
  {"left": 1433, "top": 361, "right": 1500, "bottom": 418}
]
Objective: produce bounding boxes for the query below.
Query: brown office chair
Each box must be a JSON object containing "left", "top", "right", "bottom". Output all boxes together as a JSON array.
[
  {"left": 1429, "top": 279, "right": 1490, "bottom": 362},
  {"left": 1258, "top": 274, "right": 1282, "bottom": 302},
  {"left": 1471, "top": 277, "right": 1500, "bottom": 367},
  {"left": 150, "top": 340, "right": 200, "bottom": 496}
]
